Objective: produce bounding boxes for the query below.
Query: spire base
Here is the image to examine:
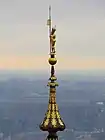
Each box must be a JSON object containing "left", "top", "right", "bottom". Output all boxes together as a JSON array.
[{"left": 46, "top": 132, "right": 58, "bottom": 140}]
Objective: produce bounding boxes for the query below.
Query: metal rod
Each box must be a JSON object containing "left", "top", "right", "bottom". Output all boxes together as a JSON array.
[{"left": 48, "top": 5, "right": 52, "bottom": 54}]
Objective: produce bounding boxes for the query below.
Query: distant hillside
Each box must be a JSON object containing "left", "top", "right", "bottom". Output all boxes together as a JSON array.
[{"left": 0, "top": 71, "right": 105, "bottom": 102}]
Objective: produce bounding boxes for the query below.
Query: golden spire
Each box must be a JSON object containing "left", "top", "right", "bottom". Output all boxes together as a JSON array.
[{"left": 39, "top": 6, "right": 65, "bottom": 140}]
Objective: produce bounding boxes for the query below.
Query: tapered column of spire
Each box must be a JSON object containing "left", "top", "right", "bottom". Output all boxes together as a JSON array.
[{"left": 39, "top": 6, "right": 65, "bottom": 140}]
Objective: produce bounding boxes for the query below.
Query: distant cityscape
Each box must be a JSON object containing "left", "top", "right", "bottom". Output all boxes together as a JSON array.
[{"left": 0, "top": 72, "right": 105, "bottom": 140}]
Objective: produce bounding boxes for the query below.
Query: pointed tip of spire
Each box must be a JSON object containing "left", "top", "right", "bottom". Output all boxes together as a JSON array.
[
  {"left": 48, "top": 5, "right": 51, "bottom": 25},
  {"left": 49, "top": 5, "right": 51, "bottom": 14},
  {"left": 49, "top": 5, "right": 51, "bottom": 9}
]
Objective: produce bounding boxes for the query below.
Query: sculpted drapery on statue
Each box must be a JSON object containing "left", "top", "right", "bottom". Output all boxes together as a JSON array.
[
  {"left": 39, "top": 6, "right": 65, "bottom": 140},
  {"left": 50, "top": 27, "right": 56, "bottom": 53}
]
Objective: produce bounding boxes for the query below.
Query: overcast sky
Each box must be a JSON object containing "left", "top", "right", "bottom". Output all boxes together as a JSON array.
[{"left": 0, "top": 0, "right": 105, "bottom": 70}]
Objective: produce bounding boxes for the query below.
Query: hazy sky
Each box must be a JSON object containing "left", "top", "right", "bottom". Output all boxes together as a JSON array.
[{"left": 0, "top": 0, "right": 105, "bottom": 70}]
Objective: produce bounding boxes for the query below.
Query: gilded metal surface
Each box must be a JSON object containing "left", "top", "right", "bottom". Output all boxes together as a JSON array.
[{"left": 40, "top": 88, "right": 65, "bottom": 131}]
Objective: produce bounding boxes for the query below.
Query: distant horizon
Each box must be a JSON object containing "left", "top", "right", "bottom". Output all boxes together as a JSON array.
[{"left": 0, "top": 69, "right": 105, "bottom": 76}]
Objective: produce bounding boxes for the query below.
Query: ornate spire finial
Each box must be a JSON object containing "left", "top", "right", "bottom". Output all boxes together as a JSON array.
[{"left": 39, "top": 6, "right": 65, "bottom": 140}]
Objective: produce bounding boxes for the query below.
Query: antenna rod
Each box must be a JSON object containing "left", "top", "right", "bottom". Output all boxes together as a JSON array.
[{"left": 48, "top": 5, "right": 52, "bottom": 54}]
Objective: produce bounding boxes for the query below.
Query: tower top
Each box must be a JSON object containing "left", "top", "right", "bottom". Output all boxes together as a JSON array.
[{"left": 39, "top": 6, "right": 65, "bottom": 140}]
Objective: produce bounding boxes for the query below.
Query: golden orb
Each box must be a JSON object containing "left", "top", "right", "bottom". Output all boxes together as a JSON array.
[{"left": 48, "top": 57, "right": 57, "bottom": 65}]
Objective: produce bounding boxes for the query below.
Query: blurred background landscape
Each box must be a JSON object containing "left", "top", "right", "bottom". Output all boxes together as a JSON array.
[{"left": 0, "top": 70, "right": 105, "bottom": 140}]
